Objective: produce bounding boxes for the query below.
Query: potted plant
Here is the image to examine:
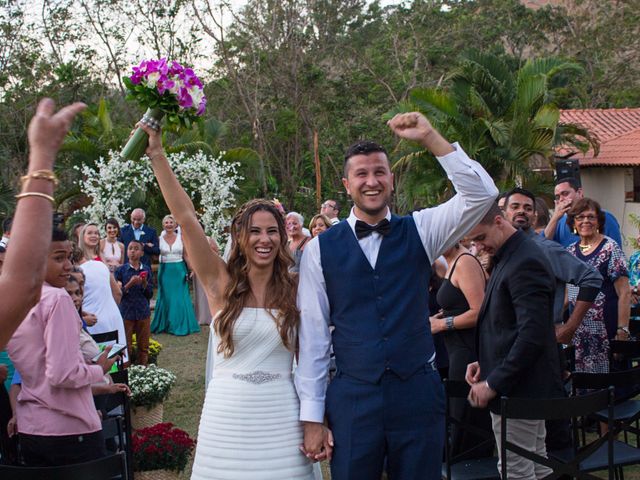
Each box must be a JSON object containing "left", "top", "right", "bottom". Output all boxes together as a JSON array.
[
  {"left": 129, "top": 364, "right": 176, "bottom": 430},
  {"left": 130, "top": 334, "right": 163, "bottom": 365},
  {"left": 133, "top": 422, "right": 196, "bottom": 480}
]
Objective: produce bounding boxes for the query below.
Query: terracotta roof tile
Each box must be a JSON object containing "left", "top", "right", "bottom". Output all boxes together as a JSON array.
[{"left": 558, "top": 108, "right": 640, "bottom": 167}]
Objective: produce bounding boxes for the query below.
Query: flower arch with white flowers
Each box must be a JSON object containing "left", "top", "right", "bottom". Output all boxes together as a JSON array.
[{"left": 76, "top": 150, "right": 242, "bottom": 243}]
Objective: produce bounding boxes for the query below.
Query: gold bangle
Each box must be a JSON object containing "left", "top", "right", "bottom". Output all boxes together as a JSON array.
[
  {"left": 20, "top": 170, "right": 59, "bottom": 187},
  {"left": 15, "top": 192, "right": 55, "bottom": 204}
]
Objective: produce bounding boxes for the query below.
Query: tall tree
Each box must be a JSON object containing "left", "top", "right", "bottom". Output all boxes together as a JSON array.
[{"left": 388, "top": 51, "right": 597, "bottom": 212}]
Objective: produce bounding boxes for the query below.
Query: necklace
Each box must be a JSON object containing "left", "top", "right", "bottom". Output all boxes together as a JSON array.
[{"left": 579, "top": 243, "right": 592, "bottom": 252}]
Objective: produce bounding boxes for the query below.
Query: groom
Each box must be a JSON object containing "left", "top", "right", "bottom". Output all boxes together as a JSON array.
[{"left": 295, "top": 112, "right": 498, "bottom": 479}]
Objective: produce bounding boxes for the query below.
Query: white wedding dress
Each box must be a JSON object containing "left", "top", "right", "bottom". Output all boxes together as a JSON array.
[{"left": 191, "top": 308, "right": 316, "bottom": 479}]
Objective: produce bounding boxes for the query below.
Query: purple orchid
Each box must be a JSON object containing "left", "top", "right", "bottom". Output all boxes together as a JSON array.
[{"left": 126, "top": 58, "right": 207, "bottom": 120}]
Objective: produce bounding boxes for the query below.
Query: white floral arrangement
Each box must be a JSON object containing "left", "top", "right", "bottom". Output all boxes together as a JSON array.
[
  {"left": 75, "top": 149, "right": 241, "bottom": 244},
  {"left": 128, "top": 364, "right": 177, "bottom": 409}
]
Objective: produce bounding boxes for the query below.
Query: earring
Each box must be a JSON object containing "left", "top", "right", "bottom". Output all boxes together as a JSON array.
[{"left": 573, "top": 228, "right": 577, "bottom": 234}]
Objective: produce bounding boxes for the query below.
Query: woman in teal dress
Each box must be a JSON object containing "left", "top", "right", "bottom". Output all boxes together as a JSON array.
[{"left": 151, "top": 215, "right": 199, "bottom": 336}]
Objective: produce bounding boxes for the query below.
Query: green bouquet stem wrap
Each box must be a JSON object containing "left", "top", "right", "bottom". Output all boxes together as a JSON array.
[{"left": 120, "top": 108, "right": 164, "bottom": 161}]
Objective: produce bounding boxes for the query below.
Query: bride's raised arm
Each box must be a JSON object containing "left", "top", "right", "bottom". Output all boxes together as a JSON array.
[{"left": 139, "top": 123, "right": 229, "bottom": 313}]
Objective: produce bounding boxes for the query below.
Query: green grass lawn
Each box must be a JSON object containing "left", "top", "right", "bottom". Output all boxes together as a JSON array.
[
  {"left": 150, "top": 329, "right": 640, "bottom": 479},
  {"left": 152, "top": 329, "right": 208, "bottom": 479}
]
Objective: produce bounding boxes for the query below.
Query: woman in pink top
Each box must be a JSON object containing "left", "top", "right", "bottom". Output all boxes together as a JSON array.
[{"left": 7, "top": 228, "right": 118, "bottom": 466}]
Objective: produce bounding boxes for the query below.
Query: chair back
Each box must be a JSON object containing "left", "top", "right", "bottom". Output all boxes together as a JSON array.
[
  {"left": 609, "top": 340, "right": 640, "bottom": 367},
  {"left": 571, "top": 367, "right": 640, "bottom": 391},
  {"left": 95, "top": 376, "right": 133, "bottom": 480},
  {"left": 443, "top": 380, "right": 499, "bottom": 480},
  {"left": 91, "top": 330, "right": 119, "bottom": 344},
  {"left": 499, "top": 388, "right": 614, "bottom": 480},
  {"left": 110, "top": 369, "right": 128, "bottom": 385},
  {"left": 0, "top": 451, "right": 126, "bottom": 479}
]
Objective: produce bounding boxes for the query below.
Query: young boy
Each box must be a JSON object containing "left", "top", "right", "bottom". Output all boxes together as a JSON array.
[
  {"left": 7, "top": 227, "right": 118, "bottom": 466},
  {"left": 115, "top": 240, "right": 153, "bottom": 365}
]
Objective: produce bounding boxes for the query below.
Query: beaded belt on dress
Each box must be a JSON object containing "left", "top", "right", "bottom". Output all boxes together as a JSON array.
[{"left": 213, "top": 369, "right": 291, "bottom": 384}]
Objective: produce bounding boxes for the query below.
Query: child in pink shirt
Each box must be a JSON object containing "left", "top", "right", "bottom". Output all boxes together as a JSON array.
[{"left": 7, "top": 227, "right": 118, "bottom": 466}]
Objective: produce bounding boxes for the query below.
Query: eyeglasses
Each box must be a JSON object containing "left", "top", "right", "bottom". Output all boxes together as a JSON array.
[
  {"left": 321, "top": 203, "right": 336, "bottom": 209},
  {"left": 575, "top": 214, "right": 597, "bottom": 222}
]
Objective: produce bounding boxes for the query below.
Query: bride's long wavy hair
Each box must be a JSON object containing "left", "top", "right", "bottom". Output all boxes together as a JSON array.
[{"left": 215, "top": 199, "right": 299, "bottom": 357}]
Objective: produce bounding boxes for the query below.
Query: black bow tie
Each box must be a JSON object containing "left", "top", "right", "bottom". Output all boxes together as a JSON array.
[{"left": 355, "top": 219, "right": 392, "bottom": 239}]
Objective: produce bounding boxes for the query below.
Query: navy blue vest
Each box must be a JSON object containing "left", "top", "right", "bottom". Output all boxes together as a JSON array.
[{"left": 318, "top": 215, "right": 434, "bottom": 383}]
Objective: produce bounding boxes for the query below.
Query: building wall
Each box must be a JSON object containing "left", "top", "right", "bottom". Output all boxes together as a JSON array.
[{"left": 581, "top": 167, "right": 640, "bottom": 257}]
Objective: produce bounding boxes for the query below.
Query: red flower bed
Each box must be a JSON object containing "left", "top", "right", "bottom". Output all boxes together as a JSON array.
[{"left": 132, "top": 422, "right": 196, "bottom": 472}]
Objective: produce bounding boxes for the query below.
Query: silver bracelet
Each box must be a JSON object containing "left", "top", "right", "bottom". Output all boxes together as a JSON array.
[{"left": 446, "top": 316, "right": 455, "bottom": 330}]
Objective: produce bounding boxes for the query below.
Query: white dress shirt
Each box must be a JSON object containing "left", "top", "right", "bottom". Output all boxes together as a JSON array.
[{"left": 295, "top": 143, "right": 498, "bottom": 422}]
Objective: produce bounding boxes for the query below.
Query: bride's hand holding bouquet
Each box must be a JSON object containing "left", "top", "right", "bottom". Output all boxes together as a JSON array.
[{"left": 121, "top": 58, "right": 207, "bottom": 161}]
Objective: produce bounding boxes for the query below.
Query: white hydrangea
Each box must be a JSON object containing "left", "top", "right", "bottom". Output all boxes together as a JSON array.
[
  {"left": 76, "top": 150, "right": 242, "bottom": 245},
  {"left": 128, "top": 364, "right": 177, "bottom": 408}
]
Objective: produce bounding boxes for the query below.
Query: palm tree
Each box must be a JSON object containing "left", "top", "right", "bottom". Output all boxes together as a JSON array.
[{"left": 387, "top": 51, "right": 598, "bottom": 212}]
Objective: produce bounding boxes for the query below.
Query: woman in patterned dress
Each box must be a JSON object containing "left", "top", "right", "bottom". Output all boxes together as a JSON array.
[{"left": 566, "top": 198, "right": 631, "bottom": 373}]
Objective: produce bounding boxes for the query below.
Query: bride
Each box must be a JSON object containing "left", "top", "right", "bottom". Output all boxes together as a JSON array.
[{"left": 140, "top": 123, "right": 323, "bottom": 479}]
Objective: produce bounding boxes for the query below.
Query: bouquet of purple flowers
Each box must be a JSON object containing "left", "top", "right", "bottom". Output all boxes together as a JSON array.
[{"left": 121, "top": 58, "right": 207, "bottom": 161}]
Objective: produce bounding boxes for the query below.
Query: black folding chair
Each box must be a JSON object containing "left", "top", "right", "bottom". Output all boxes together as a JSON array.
[
  {"left": 562, "top": 344, "right": 576, "bottom": 375},
  {"left": 442, "top": 380, "right": 499, "bottom": 480},
  {"left": 90, "top": 330, "right": 119, "bottom": 344},
  {"left": 105, "top": 369, "right": 133, "bottom": 480},
  {"left": 0, "top": 451, "right": 126, "bottom": 479},
  {"left": 572, "top": 366, "right": 640, "bottom": 460},
  {"left": 609, "top": 340, "right": 640, "bottom": 370},
  {"left": 500, "top": 388, "right": 615, "bottom": 480}
]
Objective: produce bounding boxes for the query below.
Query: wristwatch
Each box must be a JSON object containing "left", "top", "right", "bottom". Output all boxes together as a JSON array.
[
  {"left": 617, "top": 326, "right": 631, "bottom": 335},
  {"left": 445, "top": 316, "right": 455, "bottom": 331}
]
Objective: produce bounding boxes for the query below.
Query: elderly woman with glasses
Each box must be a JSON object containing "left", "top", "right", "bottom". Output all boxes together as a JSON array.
[{"left": 566, "top": 197, "right": 631, "bottom": 374}]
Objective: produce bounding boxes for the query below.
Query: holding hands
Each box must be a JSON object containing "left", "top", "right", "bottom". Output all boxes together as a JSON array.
[{"left": 301, "top": 422, "right": 334, "bottom": 463}]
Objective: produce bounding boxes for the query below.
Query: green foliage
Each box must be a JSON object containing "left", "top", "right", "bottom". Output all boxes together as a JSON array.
[
  {"left": 388, "top": 51, "right": 596, "bottom": 208},
  {"left": 0, "top": 0, "right": 638, "bottom": 222}
]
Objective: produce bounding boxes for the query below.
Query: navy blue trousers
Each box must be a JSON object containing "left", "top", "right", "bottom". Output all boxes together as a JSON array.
[{"left": 326, "top": 365, "right": 445, "bottom": 480}]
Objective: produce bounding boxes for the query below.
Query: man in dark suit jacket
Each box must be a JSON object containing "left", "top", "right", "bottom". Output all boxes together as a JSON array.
[
  {"left": 465, "top": 202, "right": 564, "bottom": 479},
  {"left": 119, "top": 208, "right": 160, "bottom": 266}
]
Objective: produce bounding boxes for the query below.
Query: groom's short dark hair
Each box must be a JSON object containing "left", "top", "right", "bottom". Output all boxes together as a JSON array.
[{"left": 343, "top": 140, "right": 388, "bottom": 177}]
